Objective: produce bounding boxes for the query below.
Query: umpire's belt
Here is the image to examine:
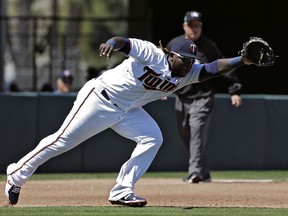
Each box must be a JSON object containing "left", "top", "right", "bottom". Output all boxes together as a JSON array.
[{"left": 101, "top": 90, "right": 119, "bottom": 108}]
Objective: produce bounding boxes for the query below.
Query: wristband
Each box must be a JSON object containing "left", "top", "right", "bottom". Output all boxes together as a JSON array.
[{"left": 106, "top": 39, "right": 117, "bottom": 47}]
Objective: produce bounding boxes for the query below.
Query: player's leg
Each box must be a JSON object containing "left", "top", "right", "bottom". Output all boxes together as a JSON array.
[
  {"left": 108, "top": 107, "right": 163, "bottom": 206},
  {"left": 5, "top": 79, "right": 123, "bottom": 205}
]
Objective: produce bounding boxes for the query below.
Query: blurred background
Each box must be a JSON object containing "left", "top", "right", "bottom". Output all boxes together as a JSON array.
[{"left": 0, "top": 0, "right": 284, "bottom": 94}]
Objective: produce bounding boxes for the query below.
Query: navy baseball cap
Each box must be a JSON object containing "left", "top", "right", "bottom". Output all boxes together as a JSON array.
[
  {"left": 184, "top": 11, "right": 202, "bottom": 23},
  {"left": 60, "top": 70, "right": 74, "bottom": 84},
  {"left": 171, "top": 38, "right": 200, "bottom": 60}
]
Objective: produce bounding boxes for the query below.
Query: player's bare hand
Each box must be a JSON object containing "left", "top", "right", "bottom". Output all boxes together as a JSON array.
[{"left": 99, "top": 43, "right": 114, "bottom": 59}]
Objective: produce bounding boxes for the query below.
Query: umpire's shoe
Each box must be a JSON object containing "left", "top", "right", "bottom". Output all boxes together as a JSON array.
[
  {"left": 183, "top": 173, "right": 211, "bottom": 184},
  {"left": 109, "top": 193, "right": 147, "bottom": 207},
  {"left": 5, "top": 164, "right": 21, "bottom": 205}
]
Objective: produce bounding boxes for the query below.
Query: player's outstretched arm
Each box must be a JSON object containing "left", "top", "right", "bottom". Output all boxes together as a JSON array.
[
  {"left": 198, "top": 56, "right": 250, "bottom": 82},
  {"left": 99, "top": 36, "right": 131, "bottom": 59}
]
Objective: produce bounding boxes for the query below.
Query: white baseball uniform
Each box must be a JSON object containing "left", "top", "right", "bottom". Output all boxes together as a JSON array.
[{"left": 7, "top": 38, "right": 209, "bottom": 201}]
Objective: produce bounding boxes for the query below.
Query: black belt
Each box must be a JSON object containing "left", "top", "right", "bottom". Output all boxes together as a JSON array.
[{"left": 101, "top": 90, "right": 119, "bottom": 108}]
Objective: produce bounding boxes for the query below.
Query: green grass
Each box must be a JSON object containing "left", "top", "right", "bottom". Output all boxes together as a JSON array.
[
  {"left": 1, "top": 206, "right": 288, "bottom": 216},
  {"left": 1, "top": 171, "right": 288, "bottom": 215},
  {"left": 1, "top": 170, "right": 288, "bottom": 181}
]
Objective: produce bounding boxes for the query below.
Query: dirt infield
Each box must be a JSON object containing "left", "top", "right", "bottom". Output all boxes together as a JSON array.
[{"left": 1, "top": 178, "right": 288, "bottom": 208}]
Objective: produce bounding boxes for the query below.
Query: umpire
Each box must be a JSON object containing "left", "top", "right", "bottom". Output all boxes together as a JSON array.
[{"left": 166, "top": 11, "right": 242, "bottom": 183}]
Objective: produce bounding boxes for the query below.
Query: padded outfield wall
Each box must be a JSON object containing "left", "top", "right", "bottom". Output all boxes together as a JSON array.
[{"left": 0, "top": 93, "right": 288, "bottom": 174}]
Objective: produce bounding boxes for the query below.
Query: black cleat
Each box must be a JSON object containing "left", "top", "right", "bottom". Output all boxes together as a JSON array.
[
  {"left": 5, "top": 176, "right": 21, "bottom": 205},
  {"left": 109, "top": 193, "right": 147, "bottom": 207}
]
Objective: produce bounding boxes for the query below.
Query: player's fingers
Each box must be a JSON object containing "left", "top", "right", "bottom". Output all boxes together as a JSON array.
[
  {"left": 99, "top": 43, "right": 114, "bottom": 59},
  {"left": 99, "top": 44, "right": 108, "bottom": 56}
]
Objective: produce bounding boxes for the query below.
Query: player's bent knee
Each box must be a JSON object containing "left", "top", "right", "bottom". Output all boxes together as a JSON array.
[
  {"left": 156, "top": 135, "right": 163, "bottom": 146},
  {"left": 151, "top": 134, "right": 163, "bottom": 148},
  {"left": 140, "top": 133, "right": 163, "bottom": 148}
]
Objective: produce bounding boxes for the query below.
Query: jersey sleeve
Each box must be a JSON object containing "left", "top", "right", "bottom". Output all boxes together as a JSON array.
[
  {"left": 179, "top": 64, "right": 205, "bottom": 87},
  {"left": 128, "top": 38, "right": 163, "bottom": 64}
]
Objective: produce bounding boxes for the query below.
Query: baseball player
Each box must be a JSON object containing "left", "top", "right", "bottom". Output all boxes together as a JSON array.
[{"left": 5, "top": 36, "right": 253, "bottom": 207}]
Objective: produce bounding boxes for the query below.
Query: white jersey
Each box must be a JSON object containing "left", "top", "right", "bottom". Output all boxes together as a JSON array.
[{"left": 99, "top": 38, "right": 204, "bottom": 111}]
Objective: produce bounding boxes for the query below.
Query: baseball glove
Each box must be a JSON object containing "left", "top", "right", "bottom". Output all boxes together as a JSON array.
[{"left": 239, "top": 37, "right": 276, "bottom": 66}]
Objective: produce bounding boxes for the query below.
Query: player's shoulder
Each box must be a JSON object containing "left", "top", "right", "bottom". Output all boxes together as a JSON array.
[
  {"left": 129, "top": 37, "right": 155, "bottom": 45},
  {"left": 128, "top": 38, "right": 166, "bottom": 63},
  {"left": 129, "top": 38, "right": 159, "bottom": 50}
]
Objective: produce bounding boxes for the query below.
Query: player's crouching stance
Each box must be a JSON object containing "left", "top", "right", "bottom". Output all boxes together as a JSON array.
[{"left": 5, "top": 36, "right": 272, "bottom": 207}]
